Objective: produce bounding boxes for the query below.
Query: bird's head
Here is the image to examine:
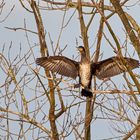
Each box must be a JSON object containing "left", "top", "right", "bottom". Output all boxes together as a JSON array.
[{"left": 77, "top": 46, "right": 85, "bottom": 53}]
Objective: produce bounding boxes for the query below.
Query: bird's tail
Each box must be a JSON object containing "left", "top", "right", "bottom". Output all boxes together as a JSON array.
[{"left": 81, "top": 89, "right": 92, "bottom": 97}]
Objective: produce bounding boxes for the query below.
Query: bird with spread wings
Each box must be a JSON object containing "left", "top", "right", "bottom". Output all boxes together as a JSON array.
[{"left": 36, "top": 46, "right": 139, "bottom": 97}]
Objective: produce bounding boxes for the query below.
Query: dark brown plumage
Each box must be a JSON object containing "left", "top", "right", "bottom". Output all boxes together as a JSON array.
[
  {"left": 92, "top": 57, "right": 139, "bottom": 79},
  {"left": 36, "top": 46, "right": 139, "bottom": 97},
  {"left": 36, "top": 56, "right": 79, "bottom": 79}
]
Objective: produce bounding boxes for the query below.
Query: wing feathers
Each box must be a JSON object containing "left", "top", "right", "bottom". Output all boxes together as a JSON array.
[
  {"left": 36, "top": 56, "right": 79, "bottom": 79},
  {"left": 92, "top": 57, "right": 139, "bottom": 79},
  {"left": 36, "top": 56, "right": 139, "bottom": 80}
]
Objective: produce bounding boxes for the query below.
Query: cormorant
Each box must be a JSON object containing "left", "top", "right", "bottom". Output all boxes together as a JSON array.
[{"left": 36, "top": 46, "right": 139, "bottom": 97}]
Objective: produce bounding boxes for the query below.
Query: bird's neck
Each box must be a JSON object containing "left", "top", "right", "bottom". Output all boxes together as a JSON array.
[{"left": 80, "top": 52, "right": 89, "bottom": 63}]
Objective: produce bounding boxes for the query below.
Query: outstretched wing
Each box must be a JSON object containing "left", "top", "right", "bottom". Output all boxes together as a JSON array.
[
  {"left": 36, "top": 56, "right": 79, "bottom": 79},
  {"left": 91, "top": 57, "right": 139, "bottom": 79}
]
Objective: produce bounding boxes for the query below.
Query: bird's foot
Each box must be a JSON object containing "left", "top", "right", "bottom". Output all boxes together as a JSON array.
[{"left": 74, "top": 83, "right": 81, "bottom": 88}]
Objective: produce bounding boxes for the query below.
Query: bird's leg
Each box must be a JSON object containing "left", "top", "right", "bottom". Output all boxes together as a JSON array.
[
  {"left": 74, "top": 83, "right": 81, "bottom": 88},
  {"left": 74, "top": 77, "right": 81, "bottom": 88}
]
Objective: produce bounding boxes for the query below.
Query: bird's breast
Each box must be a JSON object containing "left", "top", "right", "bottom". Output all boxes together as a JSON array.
[{"left": 79, "top": 63, "right": 91, "bottom": 87}]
